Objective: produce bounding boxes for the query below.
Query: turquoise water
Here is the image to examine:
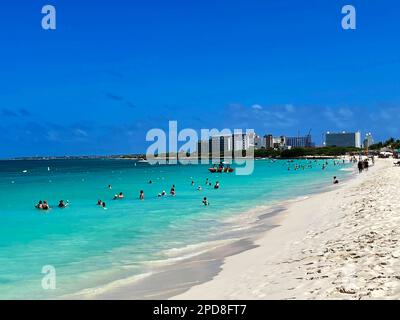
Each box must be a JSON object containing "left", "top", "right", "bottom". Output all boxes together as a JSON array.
[{"left": 0, "top": 158, "right": 353, "bottom": 299}]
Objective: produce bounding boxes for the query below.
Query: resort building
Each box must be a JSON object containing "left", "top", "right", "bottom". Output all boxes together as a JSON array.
[
  {"left": 325, "top": 131, "right": 361, "bottom": 148},
  {"left": 273, "top": 136, "right": 287, "bottom": 149},
  {"left": 197, "top": 132, "right": 255, "bottom": 157},
  {"left": 364, "top": 133, "right": 374, "bottom": 148},
  {"left": 286, "top": 134, "right": 313, "bottom": 148},
  {"left": 264, "top": 134, "right": 274, "bottom": 149},
  {"left": 254, "top": 135, "right": 265, "bottom": 149}
]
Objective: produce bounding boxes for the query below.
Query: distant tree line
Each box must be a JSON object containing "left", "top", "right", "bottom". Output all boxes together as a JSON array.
[
  {"left": 255, "top": 147, "right": 362, "bottom": 158},
  {"left": 369, "top": 137, "right": 400, "bottom": 150}
]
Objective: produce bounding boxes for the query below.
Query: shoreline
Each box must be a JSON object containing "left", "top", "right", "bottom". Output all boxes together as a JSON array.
[
  {"left": 173, "top": 158, "right": 399, "bottom": 299},
  {"left": 65, "top": 159, "right": 358, "bottom": 300}
]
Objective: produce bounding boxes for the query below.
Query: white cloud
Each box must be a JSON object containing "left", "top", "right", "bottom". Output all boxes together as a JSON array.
[{"left": 251, "top": 104, "right": 263, "bottom": 110}]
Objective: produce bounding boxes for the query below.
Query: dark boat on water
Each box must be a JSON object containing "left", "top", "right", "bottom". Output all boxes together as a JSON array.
[{"left": 208, "top": 162, "right": 234, "bottom": 173}]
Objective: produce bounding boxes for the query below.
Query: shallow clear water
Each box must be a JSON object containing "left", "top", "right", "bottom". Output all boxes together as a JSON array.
[{"left": 0, "top": 158, "right": 352, "bottom": 299}]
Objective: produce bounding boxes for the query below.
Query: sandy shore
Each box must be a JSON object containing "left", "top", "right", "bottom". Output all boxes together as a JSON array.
[{"left": 173, "top": 158, "right": 400, "bottom": 299}]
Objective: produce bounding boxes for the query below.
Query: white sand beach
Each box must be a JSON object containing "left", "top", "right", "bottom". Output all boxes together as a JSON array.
[{"left": 173, "top": 159, "right": 400, "bottom": 299}]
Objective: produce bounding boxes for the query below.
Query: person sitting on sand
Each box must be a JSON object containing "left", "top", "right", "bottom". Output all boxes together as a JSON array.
[
  {"left": 333, "top": 176, "right": 339, "bottom": 184},
  {"left": 35, "top": 200, "right": 43, "bottom": 209},
  {"left": 58, "top": 200, "right": 67, "bottom": 208},
  {"left": 139, "top": 190, "right": 144, "bottom": 200},
  {"left": 202, "top": 197, "right": 209, "bottom": 206}
]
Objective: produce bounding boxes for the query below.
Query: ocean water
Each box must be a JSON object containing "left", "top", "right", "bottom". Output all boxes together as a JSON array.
[{"left": 0, "top": 158, "right": 353, "bottom": 299}]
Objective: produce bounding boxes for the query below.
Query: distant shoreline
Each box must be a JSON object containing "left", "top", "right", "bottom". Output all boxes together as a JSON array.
[{"left": 3, "top": 154, "right": 351, "bottom": 162}]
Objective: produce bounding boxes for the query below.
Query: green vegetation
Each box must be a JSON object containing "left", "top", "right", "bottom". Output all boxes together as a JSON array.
[
  {"left": 255, "top": 146, "right": 362, "bottom": 158},
  {"left": 369, "top": 137, "right": 400, "bottom": 150}
]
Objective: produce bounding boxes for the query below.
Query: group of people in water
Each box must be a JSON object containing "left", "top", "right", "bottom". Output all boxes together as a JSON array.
[
  {"left": 286, "top": 159, "right": 346, "bottom": 172},
  {"left": 36, "top": 177, "right": 219, "bottom": 211},
  {"left": 35, "top": 199, "right": 68, "bottom": 211}
]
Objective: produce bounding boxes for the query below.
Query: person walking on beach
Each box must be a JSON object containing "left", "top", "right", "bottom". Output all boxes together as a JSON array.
[
  {"left": 358, "top": 160, "right": 364, "bottom": 173},
  {"left": 363, "top": 159, "right": 369, "bottom": 171}
]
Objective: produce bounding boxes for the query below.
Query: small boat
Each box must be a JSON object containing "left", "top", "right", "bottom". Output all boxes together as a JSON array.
[
  {"left": 137, "top": 159, "right": 148, "bottom": 163},
  {"left": 208, "top": 163, "right": 234, "bottom": 173}
]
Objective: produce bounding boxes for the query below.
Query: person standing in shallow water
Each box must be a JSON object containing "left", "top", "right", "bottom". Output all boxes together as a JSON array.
[
  {"left": 333, "top": 176, "right": 339, "bottom": 184},
  {"left": 139, "top": 190, "right": 144, "bottom": 200}
]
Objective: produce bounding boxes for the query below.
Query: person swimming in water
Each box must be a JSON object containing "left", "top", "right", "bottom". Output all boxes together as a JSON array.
[
  {"left": 113, "top": 192, "right": 124, "bottom": 200},
  {"left": 148, "top": 180, "right": 152, "bottom": 184},
  {"left": 58, "top": 200, "right": 67, "bottom": 208},
  {"left": 97, "top": 199, "right": 102, "bottom": 205},
  {"left": 108, "top": 184, "right": 112, "bottom": 189},
  {"left": 35, "top": 200, "right": 43, "bottom": 209},
  {"left": 191, "top": 180, "right": 195, "bottom": 186},
  {"left": 42, "top": 201, "right": 50, "bottom": 210},
  {"left": 202, "top": 197, "right": 209, "bottom": 206},
  {"left": 139, "top": 190, "right": 144, "bottom": 200},
  {"left": 102, "top": 201, "right": 107, "bottom": 208},
  {"left": 205, "top": 178, "right": 209, "bottom": 185},
  {"left": 214, "top": 181, "right": 220, "bottom": 189},
  {"left": 170, "top": 185, "right": 176, "bottom": 196},
  {"left": 197, "top": 186, "right": 202, "bottom": 191}
]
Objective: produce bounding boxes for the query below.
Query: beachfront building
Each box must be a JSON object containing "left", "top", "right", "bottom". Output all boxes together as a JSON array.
[
  {"left": 254, "top": 135, "right": 265, "bottom": 149},
  {"left": 197, "top": 132, "right": 255, "bottom": 158},
  {"left": 286, "top": 134, "right": 313, "bottom": 148},
  {"left": 233, "top": 132, "right": 255, "bottom": 151},
  {"left": 325, "top": 131, "right": 361, "bottom": 148},
  {"left": 273, "top": 136, "right": 287, "bottom": 149},
  {"left": 364, "top": 133, "right": 374, "bottom": 148},
  {"left": 264, "top": 134, "right": 274, "bottom": 149},
  {"left": 254, "top": 134, "right": 274, "bottom": 149}
]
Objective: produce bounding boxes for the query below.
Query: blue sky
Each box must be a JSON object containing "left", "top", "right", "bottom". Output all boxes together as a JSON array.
[{"left": 1, "top": 0, "right": 400, "bottom": 158}]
